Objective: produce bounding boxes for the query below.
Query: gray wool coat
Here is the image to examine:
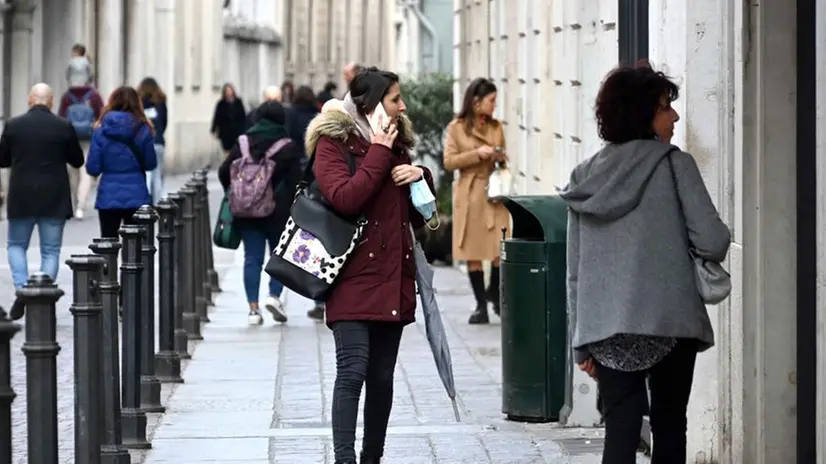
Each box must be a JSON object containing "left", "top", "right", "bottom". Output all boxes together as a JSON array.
[{"left": 558, "top": 140, "right": 731, "bottom": 364}]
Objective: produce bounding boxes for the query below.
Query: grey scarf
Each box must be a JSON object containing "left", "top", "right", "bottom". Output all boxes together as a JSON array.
[{"left": 341, "top": 92, "right": 373, "bottom": 142}]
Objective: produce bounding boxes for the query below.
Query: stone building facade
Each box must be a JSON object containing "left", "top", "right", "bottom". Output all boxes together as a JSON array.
[
  {"left": 0, "top": 0, "right": 225, "bottom": 174},
  {"left": 454, "top": 0, "right": 825, "bottom": 462}
]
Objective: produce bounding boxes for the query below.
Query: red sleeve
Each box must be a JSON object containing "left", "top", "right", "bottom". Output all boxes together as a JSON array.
[
  {"left": 312, "top": 137, "right": 393, "bottom": 216},
  {"left": 91, "top": 93, "right": 105, "bottom": 119},
  {"left": 57, "top": 94, "right": 69, "bottom": 118},
  {"left": 409, "top": 166, "right": 436, "bottom": 229}
]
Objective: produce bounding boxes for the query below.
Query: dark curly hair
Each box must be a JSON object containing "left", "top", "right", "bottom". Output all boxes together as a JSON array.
[{"left": 594, "top": 62, "right": 679, "bottom": 144}]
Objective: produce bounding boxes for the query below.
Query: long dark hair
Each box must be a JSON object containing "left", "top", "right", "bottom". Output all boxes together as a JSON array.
[
  {"left": 96, "top": 86, "right": 155, "bottom": 135},
  {"left": 137, "top": 77, "right": 167, "bottom": 104},
  {"left": 292, "top": 85, "right": 319, "bottom": 110},
  {"left": 349, "top": 66, "right": 399, "bottom": 115},
  {"left": 456, "top": 78, "right": 497, "bottom": 134}
]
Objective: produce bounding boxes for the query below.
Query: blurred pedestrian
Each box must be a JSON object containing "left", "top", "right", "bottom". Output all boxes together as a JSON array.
[
  {"left": 245, "top": 85, "right": 282, "bottom": 132},
  {"left": 443, "top": 77, "right": 510, "bottom": 324},
  {"left": 286, "top": 85, "right": 326, "bottom": 320},
  {"left": 86, "top": 86, "right": 158, "bottom": 238},
  {"left": 281, "top": 81, "right": 295, "bottom": 107},
  {"left": 217, "top": 101, "right": 305, "bottom": 325},
  {"left": 317, "top": 81, "right": 338, "bottom": 105},
  {"left": 559, "top": 63, "right": 731, "bottom": 463},
  {"left": 342, "top": 62, "right": 362, "bottom": 85},
  {"left": 308, "top": 67, "right": 434, "bottom": 464},
  {"left": 0, "top": 83, "right": 84, "bottom": 320},
  {"left": 58, "top": 46, "right": 104, "bottom": 220},
  {"left": 66, "top": 43, "right": 93, "bottom": 88},
  {"left": 137, "top": 77, "right": 168, "bottom": 204},
  {"left": 211, "top": 83, "right": 247, "bottom": 156}
]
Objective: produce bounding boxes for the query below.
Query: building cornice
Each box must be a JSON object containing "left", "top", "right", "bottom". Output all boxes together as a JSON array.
[{"left": 222, "top": 14, "right": 282, "bottom": 45}]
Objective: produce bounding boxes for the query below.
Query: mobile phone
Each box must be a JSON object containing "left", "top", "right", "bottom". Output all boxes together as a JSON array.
[{"left": 367, "top": 103, "right": 390, "bottom": 135}]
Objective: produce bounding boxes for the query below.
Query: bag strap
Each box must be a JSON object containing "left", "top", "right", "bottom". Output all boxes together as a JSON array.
[
  {"left": 264, "top": 138, "right": 292, "bottom": 159},
  {"left": 103, "top": 131, "right": 147, "bottom": 172},
  {"left": 238, "top": 135, "right": 251, "bottom": 160},
  {"left": 82, "top": 90, "right": 94, "bottom": 102},
  {"left": 68, "top": 92, "right": 80, "bottom": 105},
  {"left": 300, "top": 140, "right": 357, "bottom": 186}
]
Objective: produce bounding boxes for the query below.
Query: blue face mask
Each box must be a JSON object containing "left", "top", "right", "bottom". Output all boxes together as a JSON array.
[{"left": 410, "top": 178, "right": 440, "bottom": 230}]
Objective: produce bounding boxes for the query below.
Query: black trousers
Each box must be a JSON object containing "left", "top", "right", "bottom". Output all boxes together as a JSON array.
[
  {"left": 595, "top": 339, "right": 697, "bottom": 464},
  {"left": 98, "top": 208, "right": 139, "bottom": 238},
  {"left": 331, "top": 321, "right": 404, "bottom": 463}
]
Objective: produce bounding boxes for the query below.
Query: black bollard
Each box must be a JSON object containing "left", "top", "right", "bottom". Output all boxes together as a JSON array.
[
  {"left": 194, "top": 171, "right": 215, "bottom": 308},
  {"left": 198, "top": 168, "right": 221, "bottom": 293},
  {"left": 118, "top": 225, "right": 150, "bottom": 449},
  {"left": 189, "top": 177, "right": 211, "bottom": 322},
  {"left": 179, "top": 185, "right": 203, "bottom": 340},
  {"left": 155, "top": 198, "right": 183, "bottom": 383},
  {"left": 167, "top": 192, "right": 190, "bottom": 359},
  {"left": 133, "top": 206, "right": 164, "bottom": 413},
  {"left": 89, "top": 238, "right": 131, "bottom": 464},
  {"left": 67, "top": 254, "right": 107, "bottom": 464},
  {"left": 0, "top": 308, "right": 21, "bottom": 464},
  {"left": 18, "top": 273, "right": 64, "bottom": 463}
]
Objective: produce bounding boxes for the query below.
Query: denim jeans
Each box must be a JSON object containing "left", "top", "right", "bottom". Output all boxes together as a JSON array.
[
  {"left": 331, "top": 321, "right": 404, "bottom": 462},
  {"left": 147, "top": 143, "right": 165, "bottom": 204},
  {"left": 7, "top": 217, "right": 66, "bottom": 289},
  {"left": 595, "top": 339, "right": 697, "bottom": 464},
  {"left": 240, "top": 226, "right": 283, "bottom": 304}
]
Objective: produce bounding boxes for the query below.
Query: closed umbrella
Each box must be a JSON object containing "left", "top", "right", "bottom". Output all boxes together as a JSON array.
[{"left": 413, "top": 239, "right": 461, "bottom": 422}]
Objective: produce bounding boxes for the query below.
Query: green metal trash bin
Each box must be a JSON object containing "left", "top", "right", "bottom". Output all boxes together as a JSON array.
[{"left": 499, "top": 195, "right": 568, "bottom": 422}]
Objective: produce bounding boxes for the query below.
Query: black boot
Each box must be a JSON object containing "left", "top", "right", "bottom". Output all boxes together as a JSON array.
[
  {"left": 468, "top": 270, "right": 489, "bottom": 324},
  {"left": 487, "top": 266, "right": 500, "bottom": 316},
  {"left": 359, "top": 452, "right": 380, "bottom": 464}
]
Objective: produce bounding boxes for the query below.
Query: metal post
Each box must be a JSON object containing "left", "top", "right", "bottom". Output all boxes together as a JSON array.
[
  {"left": 195, "top": 172, "right": 215, "bottom": 307},
  {"left": 66, "top": 254, "right": 107, "bottom": 464},
  {"left": 179, "top": 185, "right": 203, "bottom": 340},
  {"left": 0, "top": 308, "right": 20, "bottom": 464},
  {"left": 18, "top": 273, "right": 64, "bottom": 463},
  {"left": 167, "top": 192, "right": 190, "bottom": 359},
  {"left": 198, "top": 168, "right": 221, "bottom": 292},
  {"left": 89, "top": 238, "right": 130, "bottom": 464},
  {"left": 132, "top": 206, "right": 164, "bottom": 413},
  {"left": 188, "top": 178, "right": 210, "bottom": 324},
  {"left": 118, "top": 225, "right": 150, "bottom": 449},
  {"left": 155, "top": 198, "right": 183, "bottom": 383}
]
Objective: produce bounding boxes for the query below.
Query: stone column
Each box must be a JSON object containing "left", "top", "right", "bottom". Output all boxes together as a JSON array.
[
  {"left": 97, "top": 0, "right": 125, "bottom": 97},
  {"left": 9, "top": 2, "right": 35, "bottom": 117}
]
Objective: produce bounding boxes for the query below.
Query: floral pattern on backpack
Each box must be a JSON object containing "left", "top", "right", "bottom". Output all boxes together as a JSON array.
[{"left": 228, "top": 135, "right": 291, "bottom": 218}]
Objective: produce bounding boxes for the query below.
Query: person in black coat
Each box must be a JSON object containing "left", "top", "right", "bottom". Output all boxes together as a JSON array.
[
  {"left": 218, "top": 100, "right": 304, "bottom": 326},
  {"left": 211, "top": 83, "right": 247, "bottom": 154},
  {"left": 0, "top": 83, "right": 85, "bottom": 319}
]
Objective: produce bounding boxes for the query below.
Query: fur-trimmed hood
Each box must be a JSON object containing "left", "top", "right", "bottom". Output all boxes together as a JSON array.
[{"left": 304, "top": 99, "right": 414, "bottom": 156}]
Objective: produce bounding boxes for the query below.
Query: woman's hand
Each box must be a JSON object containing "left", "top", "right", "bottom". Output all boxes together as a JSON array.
[
  {"left": 476, "top": 145, "right": 495, "bottom": 160},
  {"left": 578, "top": 358, "right": 597, "bottom": 380},
  {"left": 370, "top": 115, "right": 398, "bottom": 149},
  {"left": 391, "top": 164, "right": 424, "bottom": 186}
]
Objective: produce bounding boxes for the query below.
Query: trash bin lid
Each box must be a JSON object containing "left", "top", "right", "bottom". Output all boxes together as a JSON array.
[{"left": 500, "top": 196, "right": 568, "bottom": 242}]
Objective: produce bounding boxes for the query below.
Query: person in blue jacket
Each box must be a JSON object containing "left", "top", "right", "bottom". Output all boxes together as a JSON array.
[
  {"left": 86, "top": 86, "right": 158, "bottom": 238},
  {"left": 138, "top": 77, "right": 168, "bottom": 204}
]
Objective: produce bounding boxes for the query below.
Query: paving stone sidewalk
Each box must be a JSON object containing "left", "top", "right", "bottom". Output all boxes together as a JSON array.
[{"left": 142, "top": 251, "right": 650, "bottom": 463}]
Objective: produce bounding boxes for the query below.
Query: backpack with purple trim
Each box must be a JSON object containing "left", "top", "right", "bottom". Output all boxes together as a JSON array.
[{"left": 228, "top": 135, "right": 291, "bottom": 219}]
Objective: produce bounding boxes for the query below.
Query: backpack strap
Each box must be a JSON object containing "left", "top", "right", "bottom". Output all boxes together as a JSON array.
[
  {"left": 264, "top": 138, "right": 292, "bottom": 159},
  {"left": 82, "top": 90, "right": 94, "bottom": 101},
  {"left": 68, "top": 92, "right": 80, "bottom": 104},
  {"left": 238, "top": 135, "right": 251, "bottom": 160}
]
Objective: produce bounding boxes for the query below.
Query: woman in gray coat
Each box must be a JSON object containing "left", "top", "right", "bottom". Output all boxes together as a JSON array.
[{"left": 559, "top": 63, "right": 731, "bottom": 463}]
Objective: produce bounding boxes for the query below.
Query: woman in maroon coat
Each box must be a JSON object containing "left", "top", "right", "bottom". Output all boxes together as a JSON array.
[{"left": 305, "top": 68, "right": 434, "bottom": 464}]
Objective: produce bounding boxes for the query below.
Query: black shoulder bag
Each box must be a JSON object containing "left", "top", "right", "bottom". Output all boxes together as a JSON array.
[{"left": 102, "top": 130, "right": 147, "bottom": 172}]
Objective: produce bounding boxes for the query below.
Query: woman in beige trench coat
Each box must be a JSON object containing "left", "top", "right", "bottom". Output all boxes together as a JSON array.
[{"left": 444, "top": 78, "right": 511, "bottom": 324}]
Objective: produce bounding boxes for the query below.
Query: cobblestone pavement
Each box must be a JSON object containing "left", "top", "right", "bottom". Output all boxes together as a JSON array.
[
  {"left": 142, "top": 256, "right": 650, "bottom": 462},
  {"left": 6, "top": 170, "right": 230, "bottom": 464}
]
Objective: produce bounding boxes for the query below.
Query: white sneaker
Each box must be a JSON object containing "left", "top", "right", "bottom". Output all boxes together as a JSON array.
[
  {"left": 248, "top": 310, "right": 263, "bottom": 326},
  {"left": 264, "top": 295, "right": 288, "bottom": 323},
  {"left": 74, "top": 208, "right": 84, "bottom": 220}
]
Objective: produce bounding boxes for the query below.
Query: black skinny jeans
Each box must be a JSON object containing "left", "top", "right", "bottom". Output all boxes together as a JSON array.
[
  {"left": 331, "top": 321, "right": 404, "bottom": 463},
  {"left": 596, "top": 339, "right": 697, "bottom": 464}
]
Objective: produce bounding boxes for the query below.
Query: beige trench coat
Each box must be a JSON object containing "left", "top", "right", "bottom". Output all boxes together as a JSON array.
[{"left": 443, "top": 118, "right": 511, "bottom": 261}]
